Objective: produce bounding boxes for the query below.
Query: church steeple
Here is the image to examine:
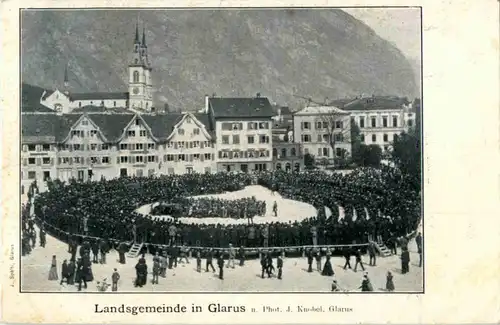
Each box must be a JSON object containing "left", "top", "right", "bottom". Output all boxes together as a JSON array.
[
  {"left": 142, "top": 26, "right": 147, "bottom": 48},
  {"left": 64, "top": 64, "right": 69, "bottom": 88},
  {"left": 134, "top": 21, "right": 140, "bottom": 52}
]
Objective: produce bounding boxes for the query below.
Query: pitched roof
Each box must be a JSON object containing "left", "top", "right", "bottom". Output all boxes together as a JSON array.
[
  {"left": 341, "top": 96, "right": 409, "bottom": 111},
  {"left": 70, "top": 92, "right": 129, "bottom": 101},
  {"left": 86, "top": 113, "right": 135, "bottom": 142},
  {"left": 294, "top": 106, "right": 348, "bottom": 116},
  {"left": 22, "top": 113, "right": 60, "bottom": 143},
  {"left": 279, "top": 106, "right": 292, "bottom": 115},
  {"left": 209, "top": 97, "right": 274, "bottom": 118},
  {"left": 140, "top": 114, "right": 184, "bottom": 140},
  {"left": 71, "top": 105, "right": 134, "bottom": 114},
  {"left": 21, "top": 83, "right": 55, "bottom": 112},
  {"left": 328, "top": 98, "right": 357, "bottom": 108}
]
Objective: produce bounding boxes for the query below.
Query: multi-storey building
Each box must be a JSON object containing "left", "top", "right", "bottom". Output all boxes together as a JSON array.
[
  {"left": 272, "top": 137, "right": 303, "bottom": 172},
  {"left": 207, "top": 95, "right": 274, "bottom": 172},
  {"left": 292, "top": 106, "right": 352, "bottom": 164},
  {"left": 334, "top": 96, "right": 415, "bottom": 153}
]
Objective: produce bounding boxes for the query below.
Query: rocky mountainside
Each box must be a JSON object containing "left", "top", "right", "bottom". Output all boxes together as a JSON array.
[{"left": 21, "top": 9, "right": 418, "bottom": 111}]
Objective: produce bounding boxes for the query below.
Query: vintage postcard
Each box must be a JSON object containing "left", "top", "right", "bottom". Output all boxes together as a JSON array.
[{"left": 1, "top": 0, "right": 499, "bottom": 324}]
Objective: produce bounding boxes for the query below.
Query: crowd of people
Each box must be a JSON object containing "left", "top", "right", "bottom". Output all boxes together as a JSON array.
[
  {"left": 30, "top": 168, "right": 420, "bottom": 253},
  {"left": 152, "top": 197, "right": 267, "bottom": 220}
]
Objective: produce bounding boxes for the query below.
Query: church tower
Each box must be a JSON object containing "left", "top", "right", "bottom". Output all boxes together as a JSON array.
[{"left": 128, "top": 22, "right": 153, "bottom": 111}]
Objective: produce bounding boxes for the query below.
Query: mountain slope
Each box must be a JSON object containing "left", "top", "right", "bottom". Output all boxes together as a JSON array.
[{"left": 21, "top": 9, "right": 418, "bottom": 111}]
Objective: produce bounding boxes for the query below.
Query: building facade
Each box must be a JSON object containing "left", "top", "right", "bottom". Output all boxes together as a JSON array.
[
  {"left": 207, "top": 96, "right": 274, "bottom": 173},
  {"left": 292, "top": 106, "right": 352, "bottom": 165}
]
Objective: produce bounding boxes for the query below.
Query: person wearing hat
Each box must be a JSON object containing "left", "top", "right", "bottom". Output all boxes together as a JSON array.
[
  {"left": 217, "top": 252, "right": 225, "bottom": 280},
  {"left": 238, "top": 246, "right": 245, "bottom": 266},
  {"left": 359, "top": 272, "right": 373, "bottom": 292},
  {"left": 111, "top": 268, "right": 120, "bottom": 292},
  {"left": 60, "top": 259, "right": 69, "bottom": 285},
  {"left": 206, "top": 248, "right": 215, "bottom": 273},
  {"left": 277, "top": 254, "right": 283, "bottom": 280},
  {"left": 226, "top": 243, "right": 235, "bottom": 269},
  {"left": 307, "top": 249, "right": 314, "bottom": 273},
  {"left": 331, "top": 279, "right": 342, "bottom": 292},
  {"left": 386, "top": 271, "right": 395, "bottom": 292},
  {"left": 354, "top": 249, "right": 365, "bottom": 272},
  {"left": 401, "top": 247, "right": 410, "bottom": 274}
]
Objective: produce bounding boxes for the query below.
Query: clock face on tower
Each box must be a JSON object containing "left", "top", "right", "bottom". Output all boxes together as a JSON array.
[{"left": 133, "top": 87, "right": 139, "bottom": 95}]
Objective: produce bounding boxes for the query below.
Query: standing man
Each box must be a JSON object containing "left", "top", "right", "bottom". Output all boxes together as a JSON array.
[
  {"left": 310, "top": 224, "right": 318, "bottom": 246},
  {"left": 307, "top": 249, "right": 314, "bottom": 273},
  {"left": 152, "top": 259, "right": 160, "bottom": 285},
  {"left": 60, "top": 259, "right": 70, "bottom": 285},
  {"left": 217, "top": 252, "right": 225, "bottom": 280},
  {"left": 196, "top": 250, "right": 202, "bottom": 273},
  {"left": 206, "top": 248, "right": 215, "bottom": 273},
  {"left": 76, "top": 258, "right": 87, "bottom": 291},
  {"left": 39, "top": 226, "right": 46, "bottom": 248},
  {"left": 418, "top": 243, "right": 423, "bottom": 267},
  {"left": 401, "top": 247, "right": 410, "bottom": 274},
  {"left": 111, "top": 268, "right": 120, "bottom": 292},
  {"left": 343, "top": 247, "right": 352, "bottom": 270},
  {"left": 273, "top": 201, "right": 278, "bottom": 217},
  {"left": 238, "top": 246, "right": 245, "bottom": 266},
  {"left": 315, "top": 249, "right": 322, "bottom": 272},
  {"left": 354, "top": 249, "right": 365, "bottom": 272},
  {"left": 277, "top": 253, "right": 283, "bottom": 280},
  {"left": 415, "top": 232, "right": 422, "bottom": 252},
  {"left": 227, "top": 244, "right": 235, "bottom": 268},
  {"left": 368, "top": 242, "right": 377, "bottom": 266},
  {"left": 262, "top": 224, "right": 269, "bottom": 248},
  {"left": 260, "top": 253, "right": 267, "bottom": 279}
]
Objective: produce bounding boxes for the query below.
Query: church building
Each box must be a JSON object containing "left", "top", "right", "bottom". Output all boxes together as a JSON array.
[{"left": 38, "top": 23, "right": 154, "bottom": 114}]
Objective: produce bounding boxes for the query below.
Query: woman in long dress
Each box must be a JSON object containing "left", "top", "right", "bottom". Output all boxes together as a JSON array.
[
  {"left": 321, "top": 255, "right": 335, "bottom": 276},
  {"left": 386, "top": 271, "right": 395, "bottom": 292},
  {"left": 48, "top": 255, "right": 58, "bottom": 281}
]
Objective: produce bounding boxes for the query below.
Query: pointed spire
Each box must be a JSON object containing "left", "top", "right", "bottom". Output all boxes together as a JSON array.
[
  {"left": 134, "top": 22, "right": 140, "bottom": 44},
  {"left": 64, "top": 64, "right": 69, "bottom": 88},
  {"left": 142, "top": 26, "right": 147, "bottom": 48}
]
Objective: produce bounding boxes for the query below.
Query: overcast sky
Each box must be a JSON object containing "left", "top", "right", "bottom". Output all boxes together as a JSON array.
[{"left": 344, "top": 8, "right": 421, "bottom": 61}]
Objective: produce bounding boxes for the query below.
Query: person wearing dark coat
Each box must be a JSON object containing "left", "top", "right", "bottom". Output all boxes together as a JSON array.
[
  {"left": 307, "top": 249, "right": 314, "bottom": 272},
  {"left": 368, "top": 242, "right": 377, "bottom": 266},
  {"left": 401, "top": 247, "right": 410, "bottom": 274},
  {"left": 112, "top": 268, "right": 120, "bottom": 292},
  {"left": 99, "top": 240, "right": 108, "bottom": 264},
  {"left": 415, "top": 232, "right": 422, "bottom": 252},
  {"left": 76, "top": 258, "right": 87, "bottom": 291},
  {"left": 91, "top": 240, "right": 99, "bottom": 263},
  {"left": 67, "top": 260, "right": 76, "bottom": 285},
  {"left": 118, "top": 242, "right": 127, "bottom": 264},
  {"left": 238, "top": 246, "right": 245, "bottom": 266},
  {"left": 196, "top": 250, "right": 202, "bottom": 272},
  {"left": 343, "top": 247, "right": 352, "bottom": 270},
  {"left": 315, "top": 250, "right": 322, "bottom": 272},
  {"left": 354, "top": 249, "right": 365, "bottom": 272},
  {"left": 277, "top": 255, "right": 283, "bottom": 280},
  {"left": 260, "top": 254, "right": 267, "bottom": 278},
  {"left": 321, "top": 256, "right": 334, "bottom": 276},
  {"left": 359, "top": 273, "right": 373, "bottom": 292},
  {"left": 134, "top": 259, "right": 148, "bottom": 287},
  {"left": 418, "top": 245, "right": 422, "bottom": 267},
  {"left": 39, "top": 226, "right": 46, "bottom": 248},
  {"left": 206, "top": 249, "right": 215, "bottom": 272},
  {"left": 266, "top": 253, "right": 274, "bottom": 278},
  {"left": 60, "top": 259, "right": 70, "bottom": 285},
  {"left": 217, "top": 253, "right": 225, "bottom": 280}
]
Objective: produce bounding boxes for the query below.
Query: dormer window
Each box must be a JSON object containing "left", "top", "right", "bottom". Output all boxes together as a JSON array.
[
  {"left": 79, "top": 102, "right": 82, "bottom": 107},
  {"left": 178, "top": 128, "right": 185, "bottom": 135},
  {"left": 54, "top": 103, "right": 62, "bottom": 111}
]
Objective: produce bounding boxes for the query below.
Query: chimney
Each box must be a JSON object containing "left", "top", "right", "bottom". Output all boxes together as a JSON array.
[
  {"left": 256, "top": 92, "right": 261, "bottom": 98},
  {"left": 205, "top": 94, "right": 209, "bottom": 114}
]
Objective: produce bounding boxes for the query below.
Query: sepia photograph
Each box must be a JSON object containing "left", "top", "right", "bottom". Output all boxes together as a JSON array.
[{"left": 19, "top": 7, "right": 423, "bottom": 293}]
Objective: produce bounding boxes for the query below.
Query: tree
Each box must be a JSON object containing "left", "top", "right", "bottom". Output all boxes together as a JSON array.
[
  {"left": 391, "top": 98, "right": 421, "bottom": 190},
  {"left": 353, "top": 144, "right": 382, "bottom": 168},
  {"left": 319, "top": 108, "right": 351, "bottom": 166},
  {"left": 304, "top": 153, "right": 316, "bottom": 169},
  {"left": 350, "top": 118, "right": 362, "bottom": 165}
]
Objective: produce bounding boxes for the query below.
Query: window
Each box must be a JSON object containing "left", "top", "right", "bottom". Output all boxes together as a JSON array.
[
  {"left": 382, "top": 117, "right": 388, "bottom": 127},
  {"left": 71, "top": 130, "right": 83, "bottom": 137},
  {"left": 128, "top": 130, "right": 136, "bottom": 137},
  {"left": 371, "top": 117, "right": 376, "bottom": 128},
  {"left": 276, "top": 163, "right": 281, "bottom": 170},
  {"left": 101, "top": 144, "right": 109, "bottom": 150},
  {"left": 136, "top": 156, "right": 144, "bottom": 163},
  {"left": 392, "top": 116, "right": 398, "bottom": 127},
  {"left": 301, "top": 134, "right": 311, "bottom": 142},
  {"left": 100, "top": 101, "right": 105, "bottom": 106},
  {"left": 335, "top": 133, "right": 343, "bottom": 142},
  {"left": 28, "top": 171, "right": 36, "bottom": 179},
  {"left": 322, "top": 134, "right": 329, "bottom": 142},
  {"left": 248, "top": 122, "right": 257, "bottom": 130},
  {"left": 232, "top": 123, "right": 241, "bottom": 130},
  {"left": 147, "top": 155, "right": 156, "bottom": 162},
  {"left": 222, "top": 135, "right": 229, "bottom": 144},
  {"left": 120, "top": 156, "right": 128, "bottom": 163},
  {"left": 302, "top": 122, "right": 311, "bottom": 130},
  {"left": 79, "top": 102, "right": 82, "bottom": 108},
  {"left": 28, "top": 144, "right": 36, "bottom": 151},
  {"left": 336, "top": 148, "right": 343, "bottom": 157},
  {"left": 233, "top": 135, "right": 240, "bottom": 144},
  {"left": 193, "top": 128, "right": 200, "bottom": 135},
  {"left": 62, "top": 157, "right": 70, "bottom": 164},
  {"left": 81, "top": 120, "right": 88, "bottom": 126},
  {"left": 133, "top": 71, "right": 139, "bottom": 82},
  {"left": 114, "top": 101, "right": 117, "bottom": 107},
  {"left": 135, "top": 118, "right": 140, "bottom": 126},
  {"left": 360, "top": 134, "right": 365, "bottom": 142},
  {"left": 408, "top": 119, "right": 414, "bottom": 127},
  {"left": 291, "top": 148, "right": 296, "bottom": 156},
  {"left": 178, "top": 154, "right": 186, "bottom": 161},
  {"left": 323, "top": 147, "right": 329, "bottom": 157},
  {"left": 140, "top": 130, "right": 147, "bottom": 137},
  {"left": 178, "top": 141, "right": 185, "bottom": 149},
  {"left": 372, "top": 134, "right": 377, "bottom": 143},
  {"left": 167, "top": 155, "right": 174, "bottom": 162},
  {"left": 318, "top": 148, "right": 322, "bottom": 156},
  {"left": 74, "top": 157, "right": 81, "bottom": 164},
  {"left": 202, "top": 153, "right": 210, "bottom": 160},
  {"left": 247, "top": 136, "right": 255, "bottom": 144},
  {"left": 90, "top": 144, "right": 97, "bottom": 151},
  {"left": 317, "top": 134, "right": 322, "bottom": 142},
  {"left": 383, "top": 134, "right": 389, "bottom": 142},
  {"left": 147, "top": 143, "right": 155, "bottom": 150},
  {"left": 28, "top": 158, "right": 36, "bottom": 165},
  {"left": 42, "top": 144, "right": 50, "bottom": 151},
  {"left": 42, "top": 158, "right": 50, "bottom": 165},
  {"left": 316, "top": 122, "right": 322, "bottom": 129},
  {"left": 178, "top": 128, "right": 185, "bottom": 135},
  {"left": 359, "top": 117, "right": 365, "bottom": 128},
  {"left": 136, "top": 143, "right": 144, "bottom": 150},
  {"left": 222, "top": 123, "right": 232, "bottom": 131},
  {"left": 281, "top": 148, "right": 287, "bottom": 158},
  {"left": 90, "top": 130, "right": 98, "bottom": 136},
  {"left": 258, "top": 122, "right": 268, "bottom": 129},
  {"left": 102, "top": 157, "right": 109, "bottom": 164},
  {"left": 335, "top": 121, "right": 343, "bottom": 129},
  {"left": 90, "top": 157, "right": 98, "bottom": 164},
  {"left": 73, "top": 144, "right": 82, "bottom": 151},
  {"left": 259, "top": 150, "right": 266, "bottom": 158},
  {"left": 120, "top": 143, "right": 128, "bottom": 150},
  {"left": 259, "top": 135, "right": 269, "bottom": 143},
  {"left": 193, "top": 141, "right": 199, "bottom": 148},
  {"left": 193, "top": 153, "right": 200, "bottom": 160}
]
